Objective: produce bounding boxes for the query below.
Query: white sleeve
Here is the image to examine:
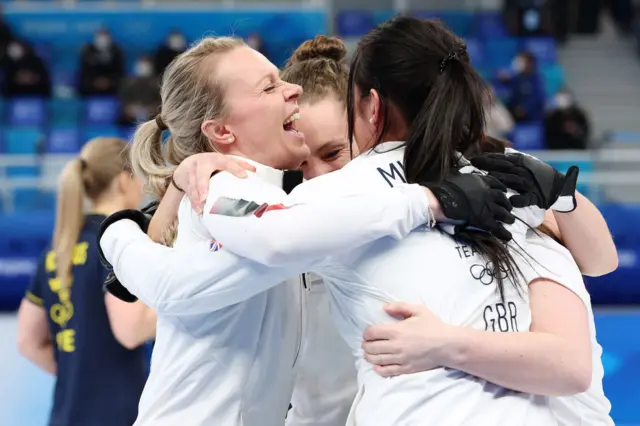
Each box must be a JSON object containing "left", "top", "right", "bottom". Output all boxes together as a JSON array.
[
  {"left": 200, "top": 172, "right": 431, "bottom": 267},
  {"left": 521, "top": 232, "right": 590, "bottom": 303},
  {"left": 100, "top": 219, "right": 304, "bottom": 316}
]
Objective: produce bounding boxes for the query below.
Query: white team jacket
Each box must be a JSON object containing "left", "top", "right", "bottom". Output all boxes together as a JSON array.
[{"left": 100, "top": 158, "right": 433, "bottom": 426}]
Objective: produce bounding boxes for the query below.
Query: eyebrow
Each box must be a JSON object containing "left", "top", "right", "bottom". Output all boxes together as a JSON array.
[{"left": 319, "top": 139, "right": 349, "bottom": 151}]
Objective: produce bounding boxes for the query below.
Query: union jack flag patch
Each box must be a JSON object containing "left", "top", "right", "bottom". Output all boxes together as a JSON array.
[{"left": 209, "top": 239, "right": 223, "bottom": 252}]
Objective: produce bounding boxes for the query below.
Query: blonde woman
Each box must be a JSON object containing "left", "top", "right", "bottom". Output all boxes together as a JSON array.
[
  {"left": 17, "top": 137, "right": 156, "bottom": 426},
  {"left": 97, "top": 35, "right": 515, "bottom": 426}
]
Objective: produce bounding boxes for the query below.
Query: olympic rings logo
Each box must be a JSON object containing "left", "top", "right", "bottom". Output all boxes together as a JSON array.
[{"left": 469, "top": 261, "right": 509, "bottom": 285}]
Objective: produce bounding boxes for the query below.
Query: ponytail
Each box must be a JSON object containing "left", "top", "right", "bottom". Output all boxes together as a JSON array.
[
  {"left": 53, "top": 159, "right": 85, "bottom": 289},
  {"left": 404, "top": 59, "right": 486, "bottom": 183},
  {"left": 404, "top": 60, "right": 524, "bottom": 301},
  {"left": 130, "top": 118, "right": 174, "bottom": 199}
]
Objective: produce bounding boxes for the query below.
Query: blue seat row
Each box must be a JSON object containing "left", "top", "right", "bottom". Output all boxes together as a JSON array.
[
  {"left": 0, "top": 125, "right": 134, "bottom": 155},
  {"left": 337, "top": 10, "right": 517, "bottom": 39},
  {"left": 0, "top": 97, "right": 121, "bottom": 127}
]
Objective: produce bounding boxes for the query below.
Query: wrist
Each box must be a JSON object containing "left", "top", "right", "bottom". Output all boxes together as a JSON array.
[
  {"left": 437, "top": 324, "right": 473, "bottom": 369},
  {"left": 423, "top": 188, "right": 446, "bottom": 222}
]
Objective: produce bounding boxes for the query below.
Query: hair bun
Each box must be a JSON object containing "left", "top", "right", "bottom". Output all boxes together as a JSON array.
[{"left": 289, "top": 35, "right": 347, "bottom": 64}]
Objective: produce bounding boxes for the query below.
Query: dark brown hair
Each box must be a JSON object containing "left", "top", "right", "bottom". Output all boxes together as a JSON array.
[
  {"left": 281, "top": 35, "right": 349, "bottom": 105},
  {"left": 347, "top": 16, "right": 524, "bottom": 300}
]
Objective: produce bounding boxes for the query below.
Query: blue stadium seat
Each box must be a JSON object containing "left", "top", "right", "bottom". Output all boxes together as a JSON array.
[
  {"left": 335, "top": 10, "right": 376, "bottom": 37},
  {"left": 2, "top": 127, "right": 45, "bottom": 154},
  {"left": 32, "top": 42, "right": 53, "bottom": 65},
  {"left": 48, "top": 127, "right": 81, "bottom": 153},
  {"left": 484, "top": 38, "right": 519, "bottom": 70},
  {"left": 464, "top": 38, "right": 485, "bottom": 68},
  {"left": 6, "top": 98, "right": 47, "bottom": 126},
  {"left": 120, "top": 125, "right": 136, "bottom": 141},
  {"left": 414, "top": 11, "right": 473, "bottom": 37},
  {"left": 82, "top": 126, "right": 121, "bottom": 142},
  {"left": 510, "top": 123, "right": 545, "bottom": 150},
  {"left": 472, "top": 11, "right": 509, "bottom": 39},
  {"left": 6, "top": 165, "right": 40, "bottom": 178},
  {"left": 13, "top": 189, "right": 55, "bottom": 212},
  {"left": 83, "top": 97, "right": 120, "bottom": 125},
  {"left": 540, "top": 64, "right": 565, "bottom": 98},
  {"left": 50, "top": 98, "right": 81, "bottom": 125},
  {"left": 520, "top": 37, "right": 557, "bottom": 66}
]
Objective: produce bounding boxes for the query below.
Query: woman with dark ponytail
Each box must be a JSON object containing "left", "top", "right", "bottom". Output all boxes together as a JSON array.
[
  {"left": 98, "top": 22, "right": 612, "bottom": 425},
  {"left": 99, "top": 17, "right": 588, "bottom": 425}
]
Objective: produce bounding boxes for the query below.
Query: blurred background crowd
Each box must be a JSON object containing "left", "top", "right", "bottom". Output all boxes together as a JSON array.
[{"left": 0, "top": 0, "right": 639, "bottom": 425}]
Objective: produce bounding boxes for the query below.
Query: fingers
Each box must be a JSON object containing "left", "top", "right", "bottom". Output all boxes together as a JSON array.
[
  {"left": 364, "top": 352, "right": 401, "bottom": 367},
  {"left": 486, "top": 171, "right": 531, "bottom": 193},
  {"left": 188, "top": 162, "right": 201, "bottom": 213},
  {"left": 481, "top": 175, "right": 508, "bottom": 192},
  {"left": 361, "top": 339, "right": 395, "bottom": 356},
  {"left": 491, "top": 223, "right": 513, "bottom": 242},
  {"left": 372, "top": 364, "right": 405, "bottom": 378},
  {"left": 234, "top": 158, "right": 257, "bottom": 173},
  {"left": 470, "top": 155, "right": 515, "bottom": 174},
  {"left": 492, "top": 190, "right": 512, "bottom": 212},
  {"left": 383, "top": 302, "right": 421, "bottom": 320},
  {"left": 493, "top": 205, "right": 516, "bottom": 225},
  {"left": 363, "top": 324, "right": 397, "bottom": 342}
]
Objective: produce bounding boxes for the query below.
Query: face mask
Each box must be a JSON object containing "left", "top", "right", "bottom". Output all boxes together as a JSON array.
[
  {"left": 512, "top": 57, "right": 525, "bottom": 73},
  {"left": 168, "top": 35, "right": 186, "bottom": 51},
  {"left": 135, "top": 61, "right": 153, "bottom": 78},
  {"left": 94, "top": 34, "right": 111, "bottom": 50},
  {"left": 555, "top": 94, "right": 572, "bottom": 109},
  {"left": 7, "top": 43, "right": 24, "bottom": 60}
]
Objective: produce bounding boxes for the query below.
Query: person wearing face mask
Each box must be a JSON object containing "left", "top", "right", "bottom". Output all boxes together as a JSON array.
[
  {"left": 544, "top": 90, "right": 590, "bottom": 150},
  {"left": 118, "top": 55, "right": 161, "bottom": 126},
  {"left": 154, "top": 31, "right": 187, "bottom": 77},
  {"left": 497, "top": 51, "right": 545, "bottom": 123},
  {"left": 79, "top": 29, "right": 125, "bottom": 96},
  {"left": 0, "top": 6, "right": 14, "bottom": 63},
  {"left": 1, "top": 39, "right": 51, "bottom": 98}
]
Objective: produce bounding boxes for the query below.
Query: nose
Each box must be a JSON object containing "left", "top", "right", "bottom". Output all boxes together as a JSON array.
[{"left": 283, "top": 82, "right": 302, "bottom": 103}]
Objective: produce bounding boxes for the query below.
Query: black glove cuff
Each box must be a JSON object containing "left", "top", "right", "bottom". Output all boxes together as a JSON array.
[
  {"left": 97, "top": 209, "right": 150, "bottom": 303},
  {"left": 427, "top": 183, "right": 467, "bottom": 222},
  {"left": 103, "top": 272, "right": 138, "bottom": 303}
]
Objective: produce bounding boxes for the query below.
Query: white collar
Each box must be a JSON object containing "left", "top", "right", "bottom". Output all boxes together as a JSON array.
[
  {"left": 228, "top": 155, "right": 284, "bottom": 186},
  {"left": 359, "top": 141, "right": 405, "bottom": 158}
]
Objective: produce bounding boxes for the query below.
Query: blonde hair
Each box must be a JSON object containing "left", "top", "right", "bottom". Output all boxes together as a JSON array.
[
  {"left": 54, "top": 137, "right": 130, "bottom": 288},
  {"left": 130, "top": 36, "right": 245, "bottom": 200},
  {"left": 281, "top": 35, "right": 349, "bottom": 105}
]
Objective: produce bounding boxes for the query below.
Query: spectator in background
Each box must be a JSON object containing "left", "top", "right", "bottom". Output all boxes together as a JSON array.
[
  {"left": 498, "top": 51, "right": 545, "bottom": 123},
  {"left": 0, "top": 6, "right": 13, "bottom": 62},
  {"left": 544, "top": 89, "right": 590, "bottom": 149},
  {"left": 79, "top": 29, "right": 125, "bottom": 97},
  {"left": 154, "top": 30, "right": 187, "bottom": 76},
  {"left": 118, "top": 55, "right": 161, "bottom": 126},
  {"left": 485, "top": 87, "right": 515, "bottom": 138},
  {"left": 1, "top": 39, "right": 51, "bottom": 98},
  {"left": 246, "top": 33, "right": 266, "bottom": 56}
]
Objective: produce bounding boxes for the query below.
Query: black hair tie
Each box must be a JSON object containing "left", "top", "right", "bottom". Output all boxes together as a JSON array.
[
  {"left": 439, "top": 44, "right": 468, "bottom": 74},
  {"left": 79, "top": 158, "right": 88, "bottom": 170},
  {"left": 155, "top": 114, "right": 168, "bottom": 131}
]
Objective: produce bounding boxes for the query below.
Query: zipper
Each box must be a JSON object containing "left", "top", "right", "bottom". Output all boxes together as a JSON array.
[{"left": 291, "top": 274, "right": 306, "bottom": 368}]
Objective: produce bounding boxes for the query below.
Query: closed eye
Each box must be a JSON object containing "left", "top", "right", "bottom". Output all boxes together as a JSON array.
[{"left": 324, "top": 150, "right": 342, "bottom": 161}]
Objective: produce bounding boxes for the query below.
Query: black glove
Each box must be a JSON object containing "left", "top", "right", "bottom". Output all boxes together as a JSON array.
[
  {"left": 470, "top": 152, "right": 579, "bottom": 212},
  {"left": 98, "top": 209, "right": 152, "bottom": 303},
  {"left": 426, "top": 173, "right": 516, "bottom": 242}
]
